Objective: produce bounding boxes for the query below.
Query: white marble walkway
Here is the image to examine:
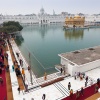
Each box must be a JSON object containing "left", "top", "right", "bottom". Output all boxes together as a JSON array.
[
  {"left": 86, "top": 67, "right": 100, "bottom": 82},
  {"left": 10, "top": 40, "right": 39, "bottom": 89},
  {"left": 14, "top": 84, "right": 65, "bottom": 100}
]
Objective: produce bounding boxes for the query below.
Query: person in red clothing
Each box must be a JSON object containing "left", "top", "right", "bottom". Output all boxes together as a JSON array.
[
  {"left": 76, "top": 90, "right": 80, "bottom": 99},
  {"left": 70, "top": 89, "right": 73, "bottom": 98}
]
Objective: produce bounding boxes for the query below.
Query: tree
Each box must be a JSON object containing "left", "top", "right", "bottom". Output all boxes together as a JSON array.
[
  {"left": 1, "top": 25, "right": 19, "bottom": 33},
  {"left": 3, "top": 21, "right": 23, "bottom": 31},
  {"left": 0, "top": 21, "right": 23, "bottom": 33}
]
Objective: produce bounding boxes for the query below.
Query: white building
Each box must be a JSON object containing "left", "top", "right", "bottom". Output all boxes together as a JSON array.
[
  {"left": 58, "top": 46, "right": 100, "bottom": 76},
  {"left": 84, "top": 14, "right": 100, "bottom": 26},
  {"left": 0, "top": 8, "right": 100, "bottom": 25},
  {"left": 0, "top": 8, "right": 68, "bottom": 25}
]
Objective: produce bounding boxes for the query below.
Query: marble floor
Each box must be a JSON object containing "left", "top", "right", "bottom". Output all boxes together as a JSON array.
[{"left": 86, "top": 67, "right": 100, "bottom": 82}]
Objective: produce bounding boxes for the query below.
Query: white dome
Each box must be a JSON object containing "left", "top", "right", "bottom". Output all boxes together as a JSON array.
[{"left": 40, "top": 7, "right": 45, "bottom": 15}]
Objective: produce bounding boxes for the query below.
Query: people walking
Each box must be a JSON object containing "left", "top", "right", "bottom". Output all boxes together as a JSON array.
[
  {"left": 70, "top": 89, "right": 73, "bottom": 98},
  {"left": 74, "top": 72, "right": 77, "bottom": 80},
  {"left": 22, "top": 68, "right": 25, "bottom": 81},
  {"left": 17, "top": 87, "right": 20, "bottom": 94},
  {"left": 95, "top": 84, "right": 99, "bottom": 93},
  {"left": 90, "top": 79, "right": 93, "bottom": 86},
  {"left": 80, "top": 87, "right": 84, "bottom": 96},
  {"left": 14, "top": 60, "right": 18, "bottom": 66},
  {"left": 77, "top": 72, "right": 80, "bottom": 78},
  {"left": 12, "top": 65, "right": 14, "bottom": 71},
  {"left": 44, "top": 72, "right": 47, "bottom": 80},
  {"left": 76, "top": 90, "right": 80, "bottom": 99},
  {"left": 78, "top": 72, "right": 80, "bottom": 77},
  {"left": 85, "top": 82, "right": 87, "bottom": 87},
  {"left": 60, "top": 67, "right": 63, "bottom": 74},
  {"left": 19, "top": 59, "right": 22, "bottom": 66},
  {"left": 25, "top": 84, "right": 29, "bottom": 92},
  {"left": 5, "top": 53, "right": 8, "bottom": 60},
  {"left": 80, "top": 74, "right": 83, "bottom": 80},
  {"left": 0, "top": 77, "right": 3, "bottom": 85},
  {"left": 16, "top": 52, "right": 19, "bottom": 57},
  {"left": 6, "top": 65, "right": 9, "bottom": 72},
  {"left": 63, "top": 66, "right": 66, "bottom": 75},
  {"left": 82, "top": 72, "right": 85, "bottom": 78},
  {"left": 18, "top": 65, "right": 20, "bottom": 69},
  {"left": 28, "top": 66, "right": 30, "bottom": 71},
  {"left": 19, "top": 59, "right": 23, "bottom": 66},
  {"left": 68, "top": 82, "right": 71, "bottom": 90},
  {"left": 13, "top": 60, "right": 16, "bottom": 65},
  {"left": 42, "top": 94, "right": 46, "bottom": 100},
  {"left": 97, "top": 78, "right": 100, "bottom": 85},
  {"left": 85, "top": 76, "right": 88, "bottom": 83}
]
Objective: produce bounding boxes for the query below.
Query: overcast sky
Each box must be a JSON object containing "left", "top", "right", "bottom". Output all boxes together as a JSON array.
[{"left": 0, "top": 0, "right": 100, "bottom": 15}]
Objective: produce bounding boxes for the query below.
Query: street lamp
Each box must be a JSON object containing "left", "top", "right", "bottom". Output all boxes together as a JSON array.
[{"left": 29, "top": 52, "right": 33, "bottom": 85}]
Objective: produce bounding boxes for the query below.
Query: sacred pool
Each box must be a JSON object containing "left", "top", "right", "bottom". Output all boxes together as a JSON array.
[{"left": 15, "top": 24, "right": 100, "bottom": 77}]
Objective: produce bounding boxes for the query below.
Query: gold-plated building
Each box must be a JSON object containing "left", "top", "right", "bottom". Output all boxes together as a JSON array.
[{"left": 65, "top": 15, "right": 85, "bottom": 28}]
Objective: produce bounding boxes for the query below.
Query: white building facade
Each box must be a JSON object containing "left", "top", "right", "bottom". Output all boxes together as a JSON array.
[
  {"left": 0, "top": 8, "right": 100, "bottom": 25},
  {"left": 0, "top": 8, "right": 68, "bottom": 25},
  {"left": 58, "top": 46, "right": 100, "bottom": 76}
]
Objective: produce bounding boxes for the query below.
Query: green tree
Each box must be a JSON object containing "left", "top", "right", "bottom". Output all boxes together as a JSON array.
[
  {"left": 0, "top": 21, "right": 23, "bottom": 33},
  {"left": 3, "top": 21, "right": 23, "bottom": 31},
  {"left": 0, "top": 25, "right": 19, "bottom": 33}
]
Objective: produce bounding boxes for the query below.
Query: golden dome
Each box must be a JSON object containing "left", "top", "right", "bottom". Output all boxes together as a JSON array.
[{"left": 74, "top": 15, "right": 81, "bottom": 18}]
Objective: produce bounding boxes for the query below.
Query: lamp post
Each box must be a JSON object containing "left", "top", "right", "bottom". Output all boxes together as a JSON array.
[{"left": 29, "top": 52, "right": 33, "bottom": 85}]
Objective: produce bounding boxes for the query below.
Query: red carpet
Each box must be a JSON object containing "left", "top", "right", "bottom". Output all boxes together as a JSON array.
[
  {"left": 62, "top": 84, "right": 100, "bottom": 100},
  {"left": 0, "top": 70, "right": 7, "bottom": 100}
]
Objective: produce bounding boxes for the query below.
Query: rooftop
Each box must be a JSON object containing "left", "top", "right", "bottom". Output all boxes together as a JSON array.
[{"left": 59, "top": 46, "right": 100, "bottom": 65}]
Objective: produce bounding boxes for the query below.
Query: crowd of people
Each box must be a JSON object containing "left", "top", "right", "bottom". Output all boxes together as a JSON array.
[
  {"left": 67, "top": 71, "right": 100, "bottom": 100},
  {"left": 0, "top": 42, "right": 6, "bottom": 85}
]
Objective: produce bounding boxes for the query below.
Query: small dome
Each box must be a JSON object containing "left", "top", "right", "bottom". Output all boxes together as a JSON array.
[
  {"left": 40, "top": 7, "right": 44, "bottom": 11},
  {"left": 74, "top": 15, "right": 81, "bottom": 18},
  {"left": 40, "top": 7, "right": 45, "bottom": 15}
]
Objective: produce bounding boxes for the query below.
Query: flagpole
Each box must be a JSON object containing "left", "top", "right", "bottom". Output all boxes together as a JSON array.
[{"left": 29, "top": 52, "right": 33, "bottom": 85}]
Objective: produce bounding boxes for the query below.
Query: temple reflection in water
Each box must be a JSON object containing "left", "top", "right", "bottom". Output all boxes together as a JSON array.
[{"left": 64, "top": 29, "right": 84, "bottom": 40}]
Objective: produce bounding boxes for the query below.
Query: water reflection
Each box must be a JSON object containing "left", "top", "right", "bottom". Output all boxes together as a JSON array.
[
  {"left": 15, "top": 33, "right": 24, "bottom": 46},
  {"left": 38, "top": 25, "right": 48, "bottom": 38},
  {"left": 22, "top": 24, "right": 63, "bottom": 39},
  {"left": 64, "top": 29, "right": 84, "bottom": 40}
]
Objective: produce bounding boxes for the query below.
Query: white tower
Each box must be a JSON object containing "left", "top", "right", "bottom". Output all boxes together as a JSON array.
[
  {"left": 40, "top": 7, "right": 45, "bottom": 15},
  {"left": 53, "top": 9, "right": 55, "bottom": 15}
]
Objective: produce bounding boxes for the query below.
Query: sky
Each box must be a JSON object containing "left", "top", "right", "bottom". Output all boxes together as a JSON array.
[{"left": 0, "top": 0, "right": 100, "bottom": 15}]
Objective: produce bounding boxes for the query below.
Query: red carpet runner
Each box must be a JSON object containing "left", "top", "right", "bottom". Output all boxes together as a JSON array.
[
  {"left": 62, "top": 84, "right": 100, "bottom": 100},
  {"left": 0, "top": 70, "right": 7, "bottom": 100}
]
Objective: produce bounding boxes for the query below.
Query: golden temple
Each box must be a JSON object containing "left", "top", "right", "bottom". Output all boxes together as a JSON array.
[{"left": 65, "top": 15, "right": 85, "bottom": 28}]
